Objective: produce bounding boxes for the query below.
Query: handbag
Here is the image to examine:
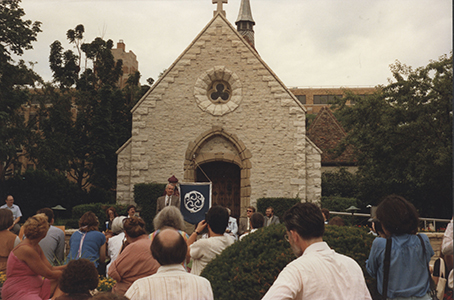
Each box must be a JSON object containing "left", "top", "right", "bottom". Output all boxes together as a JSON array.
[
  {"left": 417, "top": 234, "right": 438, "bottom": 300},
  {"left": 435, "top": 258, "right": 447, "bottom": 300}
]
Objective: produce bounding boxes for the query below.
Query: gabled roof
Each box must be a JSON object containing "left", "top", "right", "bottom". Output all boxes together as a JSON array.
[
  {"left": 307, "top": 107, "right": 355, "bottom": 165},
  {"left": 131, "top": 11, "right": 305, "bottom": 114}
]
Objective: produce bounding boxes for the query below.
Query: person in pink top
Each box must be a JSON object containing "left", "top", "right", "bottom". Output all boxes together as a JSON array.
[
  {"left": 1, "top": 213, "right": 66, "bottom": 300},
  {"left": 108, "top": 217, "right": 160, "bottom": 295}
]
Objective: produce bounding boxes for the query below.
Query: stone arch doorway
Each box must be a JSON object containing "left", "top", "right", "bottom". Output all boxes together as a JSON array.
[
  {"left": 184, "top": 126, "right": 252, "bottom": 218},
  {"left": 196, "top": 161, "right": 241, "bottom": 218}
]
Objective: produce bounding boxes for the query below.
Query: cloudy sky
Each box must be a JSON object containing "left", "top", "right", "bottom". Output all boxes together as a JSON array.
[{"left": 16, "top": 0, "right": 452, "bottom": 88}]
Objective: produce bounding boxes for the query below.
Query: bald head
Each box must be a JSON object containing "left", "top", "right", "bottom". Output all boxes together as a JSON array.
[{"left": 151, "top": 229, "right": 187, "bottom": 265}]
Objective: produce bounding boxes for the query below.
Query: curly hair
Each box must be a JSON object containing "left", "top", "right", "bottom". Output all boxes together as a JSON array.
[
  {"left": 0, "top": 209, "right": 13, "bottom": 231},
  {"left": 59, "top": 258, "right": 99, "bottom": 294},
  {"left": 105, "top": 207, "right": 118, "bottom": 219},
  {"left": 24, "top": 213, "right": 49, "bottom": 240},
  {"left": 123, "top": 216, "right": 146, "bottom": 238},
  {"left": 79, "top": 211, "right": 99, "bottom": 232},
  {"left": 153, "top": 206, "right": 185, "bottom": 231}
]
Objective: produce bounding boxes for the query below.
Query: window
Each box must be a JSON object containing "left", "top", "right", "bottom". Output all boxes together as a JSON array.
[
  {"left": 313, "top": 94, "right": 342, "bottom": 105},
  {"left": 208, "top": 81, "right": 231, "bottom": 104},
  {"left": 295, "top": 95, "right": 306, "bottom": 104}
]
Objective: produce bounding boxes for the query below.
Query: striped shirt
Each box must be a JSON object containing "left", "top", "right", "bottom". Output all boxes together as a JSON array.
[{"left": 125, "top": 264, "right": 214, "bottom": 300}]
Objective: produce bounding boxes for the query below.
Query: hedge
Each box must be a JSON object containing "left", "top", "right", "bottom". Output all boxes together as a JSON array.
[
  {"left": 201, "top": 224, "right": 378, "bottom": 300},
  {"left": 133, "top": 182, "right": 167, "bottom": 232},
  {"left": 256, "top": 197, "right": 301, "bottom": 220},
  {"left": 0, "top": 169, "right": 87, "bottom": 220},
  {"left": 71, "top": 203, "right": 128, "bottom": 230}
]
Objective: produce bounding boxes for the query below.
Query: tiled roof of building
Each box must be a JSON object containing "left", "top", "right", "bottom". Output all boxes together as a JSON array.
[{"left": 307, "top": 106, "right": 356, "bottom": 165}]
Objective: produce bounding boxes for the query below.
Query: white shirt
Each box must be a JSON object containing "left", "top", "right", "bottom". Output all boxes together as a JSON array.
[
  {"left": 125, "top": 264, "right": 213, "bottom": 300},
  {"left": 106, "top": 232, "right": 125, "bottom": 275},
  {"left": 262, "top": 242, "right": 372, "bottom": 300},
  {"left": 442, "top": 219, "right": 453, "bottom": 289},
  {"left": 190, "top": 235, "right": 234, "bottom": 276},
  {"left": 0, "top": 204, "right": 22, "bottom": 219},
  {"left": 239, "top": 228, "right": 257, "bottom": 241}
]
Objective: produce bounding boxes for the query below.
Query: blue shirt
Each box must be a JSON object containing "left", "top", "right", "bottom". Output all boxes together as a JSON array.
[
  {"left": 67, "top": 230, "right": 106, "bottom": 267},
  {"left": 366, "top": 233, "right": 434, "bottom": 298}
]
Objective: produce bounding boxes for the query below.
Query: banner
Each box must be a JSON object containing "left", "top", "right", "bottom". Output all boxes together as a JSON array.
[{"left": 180, "top": 183, "right": 212, "bottom": 225}]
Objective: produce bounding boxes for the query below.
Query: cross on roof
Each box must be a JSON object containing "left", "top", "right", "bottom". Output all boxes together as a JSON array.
[{"left": 213, "top": 0, "right": 227, "bottom": 16}]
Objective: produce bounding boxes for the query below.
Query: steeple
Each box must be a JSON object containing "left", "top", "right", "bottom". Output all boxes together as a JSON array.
[{"left": 235, "top": 0, "right": 255, "bottom": 48}]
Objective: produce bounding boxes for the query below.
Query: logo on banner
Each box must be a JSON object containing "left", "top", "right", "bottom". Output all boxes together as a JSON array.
[{"left": 184, "top": 191, "right": 205, "bottom": 213}]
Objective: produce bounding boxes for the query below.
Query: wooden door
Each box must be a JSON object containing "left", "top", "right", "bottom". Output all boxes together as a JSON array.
[{"left": 196, "top": 161, "right": 241, "bottom": 218}]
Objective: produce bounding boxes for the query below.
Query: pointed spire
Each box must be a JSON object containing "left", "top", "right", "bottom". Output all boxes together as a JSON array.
[{"left": 235, "top": 0, "right": 255, "bottom": 48}]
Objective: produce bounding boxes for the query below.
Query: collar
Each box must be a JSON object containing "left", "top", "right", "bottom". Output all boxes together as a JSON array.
[
  {"left": 302, "top": 241, "right": 330, "bottom": 256},
  {"left": 157, "top": 264, "right": 186, "bottom": 274}
]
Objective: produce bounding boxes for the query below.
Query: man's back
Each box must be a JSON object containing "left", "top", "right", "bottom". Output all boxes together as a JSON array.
[
  {"left": 262, "top": 242, "right": 371, "bottom": 300},
  {"left": 39, "top": 225, "right": 65, "bottom": 265},
  {"left": 125, "top": 264, "right": 213, "bottom": 300},
  {"left": 190, "top": 235, "right": 234, "bottom": 276}
]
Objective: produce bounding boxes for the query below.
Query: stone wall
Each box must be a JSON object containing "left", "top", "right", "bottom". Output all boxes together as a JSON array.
[{"left": 116, "top": 14, "right": 322, "bottom": 212}]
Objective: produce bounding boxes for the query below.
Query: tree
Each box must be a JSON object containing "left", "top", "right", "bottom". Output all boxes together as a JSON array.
[
  {"left": 0, "top": 0, "right": 42, "bottom": 181},
  {"left": 334, "top": 53, "right": 453, "bottom": 218},
  {"left": 29, "top": 26, "right": 139, "bottom": 191}
]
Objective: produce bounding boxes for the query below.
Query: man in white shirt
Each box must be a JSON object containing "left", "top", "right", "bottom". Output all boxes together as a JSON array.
[
  {"left": 262, "top": 202, "right": 372, "bottom": 300},
  {"left": 125, "top": 229, "right": 213, "bottom": 300},
  {"left": 187, "top": 206, "right": 234, "bottom": 276},
  {"left": 1, "top": 195, "right": 22, "bottom": 234}
]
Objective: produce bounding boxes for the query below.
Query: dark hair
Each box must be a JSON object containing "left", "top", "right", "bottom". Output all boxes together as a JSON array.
[
  {"left": 0, "top": 209, "right": 13, "bottom": 231},
  {"left": 124, "top": 216, "right": 146, "bottom": 238},
  {"left": 206, "top": 206, "right": 229, "bottom": 234},
  {"left": 376, "top": 194, "right": 419, "bottom": 235},
  {"left": 250, "top": 212, "right": 265, "bottom": 229},
  {"left": 59, "top": 258, "right": 99, "bottom": 294},
  {"left": 283, "top": 202, "right": 325, "bottom": 239},
  {"left": 126, "top": 205, "right": 136, "bottom": 212},
  {"left": 151, "top": 229, "right": 187, "bottom": 265},
  {"left": 321, "top": 208, "right": 330, "bottom": 220},
  {"left": 79, "top": 211, "right": 99, "bottom": 232},
  {"left": 37, "top": 208, "right": 54, "bottom": 223},
  {"left": 105, "top": 207, "right": 118, "bottom": 218},
  {"left": 266, "top": 207, "right": 274, "bottom": 213},
  {"left": 328, "top": 216, "right": 345, "bottom": 226}
]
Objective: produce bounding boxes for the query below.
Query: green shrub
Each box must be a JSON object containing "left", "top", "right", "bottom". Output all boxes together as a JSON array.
[
  {"left": 256, "top": 197, "right": 301, "bottom": 220},
  {"left": 134, "top": 183, "right": 167, "bottom": 232},
  {"left": 202, "top": 224, "right": 377, "bottom": 300},
  {"left": 71, "top": 203, "right": 127, "bottom": 230},
  {"left": 321, "top": 167, "right": 359, "bottom": 198}
]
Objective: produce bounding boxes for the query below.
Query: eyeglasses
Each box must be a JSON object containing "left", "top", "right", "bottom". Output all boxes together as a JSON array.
[
  {"left": 284, "top": 233, "right": 289, "bottom": 242},
  {"left": 247, "top": 210, "right": 253, "bottom": 213}
]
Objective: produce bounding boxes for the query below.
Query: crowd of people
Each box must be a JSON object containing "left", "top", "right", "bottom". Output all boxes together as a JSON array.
[{"left": 0, "top": 190, "right": 452, "bottom": 300}]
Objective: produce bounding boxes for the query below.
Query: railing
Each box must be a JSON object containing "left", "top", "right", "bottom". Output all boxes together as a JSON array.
[{"left": 329, "top": 211, "right": 451, "bottom": 230}]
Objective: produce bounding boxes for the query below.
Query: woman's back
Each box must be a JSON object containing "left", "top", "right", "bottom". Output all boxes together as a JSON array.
[{"left": 366, "top": 233, "right": 434, "bottom": 298}]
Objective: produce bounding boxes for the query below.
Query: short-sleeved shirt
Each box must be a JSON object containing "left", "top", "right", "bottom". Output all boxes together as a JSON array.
[
  {"left": 67, "top": 230, "right": 106, "bottom": 267},
  {"left": 0, "top": 204, "right": 22, "bottom": 220},
  {"left": 190, "top": 235, "right": 233, "bottom": 276}
]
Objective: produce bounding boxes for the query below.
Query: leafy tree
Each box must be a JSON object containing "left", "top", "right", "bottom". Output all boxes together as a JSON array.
[
  {"left": 334, "top": 53, "right": 453, "bottom": 218},
  {"left": 29, "top": 25, "right": 139, "bottom": 190},
  {"left": 0, "top": 0, "right": 42, "bottom": 181}
]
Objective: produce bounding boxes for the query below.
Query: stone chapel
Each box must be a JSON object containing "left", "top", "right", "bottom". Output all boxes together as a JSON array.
[{"left": 116, "top": 0, "right": 322, "bottom": 218}]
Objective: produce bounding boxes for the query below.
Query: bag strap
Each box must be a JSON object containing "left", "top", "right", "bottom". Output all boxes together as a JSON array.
[
  {"left": 383, "top": 237, "right": 392, "bottom": 300},
  {"left": 77, "top": 230, "right": 87, "bottom": 259},
  {"left": 439, "top": 258, "right": 445, "bottom": 278},
  {"left": 416, "top": 234, "right": 437, "bottom": 297}
]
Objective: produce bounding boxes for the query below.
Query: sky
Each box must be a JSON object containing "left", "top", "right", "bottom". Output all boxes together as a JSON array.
[{"left": 15, "top": 0, "right": 452, "bottom": 88}]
